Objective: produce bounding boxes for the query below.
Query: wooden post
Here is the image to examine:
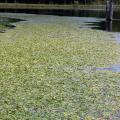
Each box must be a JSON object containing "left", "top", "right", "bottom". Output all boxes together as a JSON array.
[
  {"left": 106, "top": 0, "right": 113, "bottom": 21},
  {"left": 84, "top": 0, "right": 87, "bottom": 5},
  {"left": 106, "top": 20, "right": 112, "bottom": 31}
]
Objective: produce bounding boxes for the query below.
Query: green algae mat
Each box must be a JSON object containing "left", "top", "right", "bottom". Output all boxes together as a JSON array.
[{"left": 0, "top": 14, "right": 120, "bottom": 120}]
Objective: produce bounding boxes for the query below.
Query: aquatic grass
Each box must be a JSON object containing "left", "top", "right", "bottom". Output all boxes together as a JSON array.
[
  {"left": 0, "top": 20, "right": 120, "bottom": 120},
  {"left": 0, "top": 17, "right": 21, "bottom": 32}
]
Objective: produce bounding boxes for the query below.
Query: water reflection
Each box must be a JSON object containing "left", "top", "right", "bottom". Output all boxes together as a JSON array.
[
  {"left": 84, "top": 19, "right": 120, "bottom": 32},
  {"left": 106, "top": 20, "right": 112, "bottom": 32},
  {"left": 100, "top": 20, "right": 120, "bottom": 32}
]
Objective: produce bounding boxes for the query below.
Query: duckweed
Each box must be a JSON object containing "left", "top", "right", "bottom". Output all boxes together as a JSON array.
[{"left": 0, "top": 15, "right": 120, "bottom": 120}]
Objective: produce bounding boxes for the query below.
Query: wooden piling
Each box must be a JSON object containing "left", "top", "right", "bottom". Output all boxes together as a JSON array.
[{"left": 106, "top": 0, "right": 113, "bottom": 21}]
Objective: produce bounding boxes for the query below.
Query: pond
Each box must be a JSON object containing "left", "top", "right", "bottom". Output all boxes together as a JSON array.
[
  {"left": 0, "top": 9, "right": 120, "bottom": 32},
  {"left": 0, "top": 11, "right": 120, "bottom": 72}
]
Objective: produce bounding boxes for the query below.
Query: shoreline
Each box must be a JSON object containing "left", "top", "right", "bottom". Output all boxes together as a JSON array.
[{"left": 0, "top": 3, "right": 120, "bottom": 11}]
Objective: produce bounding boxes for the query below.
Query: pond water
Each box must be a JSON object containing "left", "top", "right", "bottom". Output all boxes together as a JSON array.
[
  {"left": 0, "top": 11, "right": 120, "bottom": 72},
  {"left": 0, "top": 9, "right": 120, "bottom": 32},
  {"left": 0, "top": 9, "right": 120, "bottom": 19}
]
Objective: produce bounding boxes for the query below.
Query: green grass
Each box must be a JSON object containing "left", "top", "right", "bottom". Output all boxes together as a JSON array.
[{"left": 0, "top": 21, "right": 120, "bottom": 120}]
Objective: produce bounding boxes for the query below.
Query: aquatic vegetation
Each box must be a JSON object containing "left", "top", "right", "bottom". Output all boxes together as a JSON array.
[
  {"left": 0, "top": 15, "right": 120, "bottom": 120},
  {"left": 0, "top": 17, "right": 21, "bottom": 32}
]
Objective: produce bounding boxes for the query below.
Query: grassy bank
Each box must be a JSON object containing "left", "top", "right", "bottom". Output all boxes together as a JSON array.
[
  {"left": 0, "top": 3, "right": 120, "bottom": 10},
  {"left": 0, "top": 16, "right": 120, "bottom": 120}
]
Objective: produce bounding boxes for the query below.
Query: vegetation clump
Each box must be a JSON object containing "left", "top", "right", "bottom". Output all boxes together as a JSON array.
[{"left": 0, "top": 17, "right": 21, "bottom": 32}]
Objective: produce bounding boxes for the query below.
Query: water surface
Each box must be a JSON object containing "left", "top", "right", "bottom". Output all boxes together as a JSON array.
[{"left": 0, "top": 9, "right": 120, "bottom": 32}]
